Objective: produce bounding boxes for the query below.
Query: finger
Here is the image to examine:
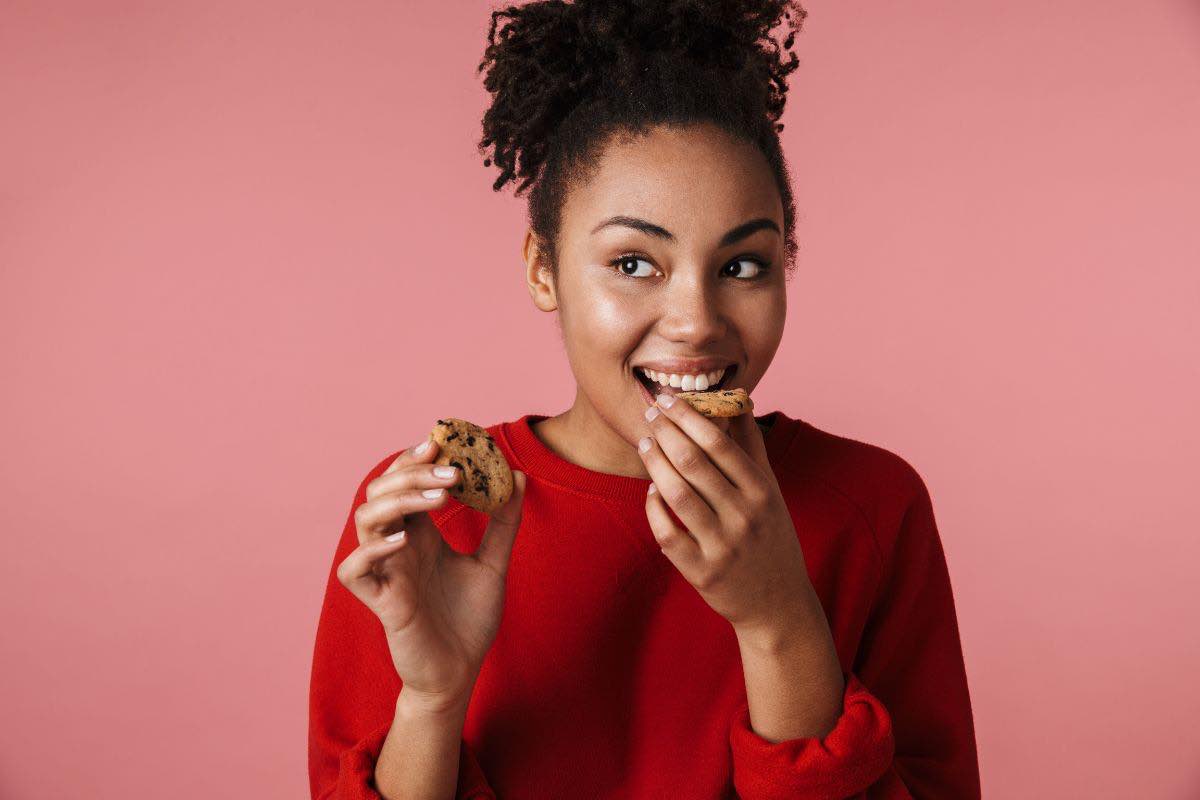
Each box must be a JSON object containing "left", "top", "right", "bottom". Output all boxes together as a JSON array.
[
  {"left": 367, "top": 461, "right": 460, "bottom": 502},
  {"left": 354, "top": 487, "right": 452, "bottom": 545},
  {"left": 382, "top": 434, "right": 438, "bottom": 476},
  {"left": 646, "top": 481, "right": 703, "bottom": 571},
  {"left": 636, "top": 434, "right": 719, "bottom": 542},
  {"left": 644, "top": 401, "right": 744, "bottom": 511},
  {"left": 727, "top": 409, "right": 774, "bottom": 483},
  {"left": 652, "top": 394, "right": 763, "bottom": 491},
  {"left": 475, "top": 470, "right": 526, "bottom": 576},
  {"left": 336, "top": 532, "right": 410, "bottom": 589}
]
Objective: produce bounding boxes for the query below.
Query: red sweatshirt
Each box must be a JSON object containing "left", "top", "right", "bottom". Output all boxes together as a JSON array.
[{"left": 309, "top": 410, "right": 980, "bottom": 799}]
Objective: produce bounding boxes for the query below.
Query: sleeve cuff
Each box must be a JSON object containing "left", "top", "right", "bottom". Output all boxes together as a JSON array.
[
  {"left": 334, "top": 719, "right": 392, "bottom": 800},
  {"left": 728, "top": 672, "right": 895, "bottom": 800},
  {"left": 334, "top": 719, "right": 496, "bottom": 800}
]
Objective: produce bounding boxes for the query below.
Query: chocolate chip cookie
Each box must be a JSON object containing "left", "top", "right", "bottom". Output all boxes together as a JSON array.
[
  {"left": 674, "top": 387, "right": 753, "bottom": 418},
  {"left": 429, "top": 418, "right": 513, "bottom": 514}
]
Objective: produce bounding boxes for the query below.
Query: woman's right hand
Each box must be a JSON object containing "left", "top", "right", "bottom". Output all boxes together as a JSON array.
[{"left": 336, "top": 435, "right": 527, "bottom": 713}]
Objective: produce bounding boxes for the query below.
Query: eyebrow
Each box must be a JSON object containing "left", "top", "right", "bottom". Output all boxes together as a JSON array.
[{"left": 590, "top": 215, "right": 781, "bottom": 247}]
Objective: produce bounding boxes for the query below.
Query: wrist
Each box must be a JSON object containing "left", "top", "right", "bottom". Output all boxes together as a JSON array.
[
  {"left": 396, "top": 684, "right": 474, "bottom": 720},
  {"left": 733, "top": 592, "right": 825, "bottom": 655}
]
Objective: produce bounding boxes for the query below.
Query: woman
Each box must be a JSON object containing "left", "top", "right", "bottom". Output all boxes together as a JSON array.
[{"left": 309, "top": 1, "right": 980, "bottom": 797}]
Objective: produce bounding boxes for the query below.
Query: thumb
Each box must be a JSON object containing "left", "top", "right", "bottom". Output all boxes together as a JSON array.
[{"left": 475, "top": 469, "right": 526, "bottom": 576}]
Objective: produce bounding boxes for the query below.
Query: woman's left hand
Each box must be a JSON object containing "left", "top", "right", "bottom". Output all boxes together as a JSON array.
[{"left": 638, "top": 393, "right": 817, "bottom": 636}]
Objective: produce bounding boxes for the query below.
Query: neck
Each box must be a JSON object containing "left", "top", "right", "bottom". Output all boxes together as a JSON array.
[{"left": 533, "top": 387, "right": 653, "bottom": 479}]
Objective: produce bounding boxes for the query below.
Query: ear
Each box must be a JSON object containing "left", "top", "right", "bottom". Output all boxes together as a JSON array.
[{"left": 523, "top": 228, "right": 558, "bottom": 312}]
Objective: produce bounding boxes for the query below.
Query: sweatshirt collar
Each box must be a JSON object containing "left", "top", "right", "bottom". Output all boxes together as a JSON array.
[{"left": 498, "top": 410, "right": 801, "bottom": 504}]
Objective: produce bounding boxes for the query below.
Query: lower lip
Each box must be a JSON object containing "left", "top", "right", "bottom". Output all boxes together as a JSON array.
[{"left": 636, "top": 375, "right": 657, "bottom": 406}]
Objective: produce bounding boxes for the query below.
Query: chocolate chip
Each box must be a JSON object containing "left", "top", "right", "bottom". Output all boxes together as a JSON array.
[{"left": 466, "top": 435, "right": 475, "bottom": 446}]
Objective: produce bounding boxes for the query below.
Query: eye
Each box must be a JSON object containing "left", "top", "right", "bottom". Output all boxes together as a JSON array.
[
  {"left": 610, "top": 254, "right": 658, "bottom": 278},
  {"left": 723, "top": 257, "right": 770, "bottom": 279}
]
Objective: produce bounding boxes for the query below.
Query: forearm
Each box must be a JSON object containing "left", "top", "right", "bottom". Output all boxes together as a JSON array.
[
  {"left": 734, "top": 588, "right": 845, "bottom": 743},
  {"left": 374, "top": 688, "right": 471, "bottom": 800}
]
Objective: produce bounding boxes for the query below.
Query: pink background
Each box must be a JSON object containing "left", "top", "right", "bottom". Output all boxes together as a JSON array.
[{"left": 3, "top": 2, "right": 1198, "bottom": 797}]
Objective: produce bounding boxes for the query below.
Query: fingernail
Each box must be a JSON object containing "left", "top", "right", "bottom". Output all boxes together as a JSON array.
[
  {"left": 385, "top": 530, "right": 406, "bottom": 542},
  {"left": 638, "top": 436, "right": 652, "bottom": 453},
  {"left": 644, "top": 406, "right": 660, "bottom": 421},
  {"left": 647, "top": 482, "right": 657, "bottom": 494},
  {"left": 414, "top": 441, "right": 430, "bottom": 455},
  {"left": 421, "top": 488, "right": 444, "bottom": 499},
  {"left": 656, "top": 393, "right": 675, "bottom": 408},
  {"left": 433, "top": 466, "right": 456, "bottom": 478}
]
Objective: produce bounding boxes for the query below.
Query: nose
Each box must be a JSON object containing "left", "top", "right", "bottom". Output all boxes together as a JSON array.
[{"left": 658, "top": 272, "right": 726, "bottom": 345}]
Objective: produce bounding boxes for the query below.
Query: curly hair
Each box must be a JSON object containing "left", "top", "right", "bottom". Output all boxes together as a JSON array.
[{"left": 476, "top": 0, "right": 807, "bottom": 277}]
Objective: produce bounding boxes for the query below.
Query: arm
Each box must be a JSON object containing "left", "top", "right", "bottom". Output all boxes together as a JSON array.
[
  {"left": 726, "top": 471, "right": 980, "bottom": 799},
  {"left": 733, "top": 584, "right": 847, "bottom": 743},
  {"left": 308, "top": 452, "right": 498, "bottom": 800},
  {"left": 374, "top": 690, "right": 472, "bottom": 800}
]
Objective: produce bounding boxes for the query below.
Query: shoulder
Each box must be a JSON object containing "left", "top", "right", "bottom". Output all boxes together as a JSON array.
[
  {"left": 780, "top": 416, "right": 928, "bottom": 501},
  {"left": 774, "top": 414, "right": 936, "bottom": 561}
]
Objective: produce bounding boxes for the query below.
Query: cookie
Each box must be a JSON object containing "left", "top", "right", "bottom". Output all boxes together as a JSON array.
[
  {"left": 428, "top": 418, "right": 513, "bottom": 514},
  {"left": 673, "top": 387, "right": 753, "bottom": 418}
]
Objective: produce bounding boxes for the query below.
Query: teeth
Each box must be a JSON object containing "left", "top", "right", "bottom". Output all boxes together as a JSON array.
[{"left": 639, "top": 367, "right": 728, "bottom": 390}]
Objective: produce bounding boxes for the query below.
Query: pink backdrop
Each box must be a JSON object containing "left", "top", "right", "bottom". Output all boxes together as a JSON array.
[{"left": 3, "top": 2, "right": 1198, "bottom": 797}]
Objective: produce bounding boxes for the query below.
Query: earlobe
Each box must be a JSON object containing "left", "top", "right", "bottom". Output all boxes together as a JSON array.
[
  {"left": 523, "top": 229, "right": 558, "bottom": 312},
  {"left": 528, "top": 267, "right": 558, "bottom": 312}
]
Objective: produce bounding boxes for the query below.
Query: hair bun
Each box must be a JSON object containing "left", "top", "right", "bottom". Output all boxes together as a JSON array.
[{"left": 478, "top": 0, "right": 803, "bottom": 190}]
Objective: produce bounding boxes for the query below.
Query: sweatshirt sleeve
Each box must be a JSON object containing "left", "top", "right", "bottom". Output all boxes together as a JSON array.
[
  {"left": 727, "top": 470, "right": 980, "bottom": 800},
  {"left": 308, "top": 451, "right": 498, "bottom": 800}
]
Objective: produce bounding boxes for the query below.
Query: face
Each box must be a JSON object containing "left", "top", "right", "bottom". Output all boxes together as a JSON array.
[{"left": 525, "top": 122, "right": 788, "bottom": 461}]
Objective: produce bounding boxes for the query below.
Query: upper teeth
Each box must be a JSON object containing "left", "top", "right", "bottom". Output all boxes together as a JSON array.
[{"left": 639, "top": 366, "right": 728, "bottom": 391}]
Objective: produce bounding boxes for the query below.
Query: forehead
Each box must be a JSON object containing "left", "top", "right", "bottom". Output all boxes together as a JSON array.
[{"left": 560, "top": 124, "right": 781, "bottom": 238}]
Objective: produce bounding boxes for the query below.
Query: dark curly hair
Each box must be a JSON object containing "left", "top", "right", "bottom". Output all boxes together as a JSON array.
[{"left": 476, "top": 0, "right": 807, "bottom": 278}]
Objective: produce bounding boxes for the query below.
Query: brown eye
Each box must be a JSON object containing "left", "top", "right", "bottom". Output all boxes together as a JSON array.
[
  {"left": 723, "top": 258, "right": 769, "bottom": 279},
  {"left": 612, "top": 255, "right": 656, "bottom": 277}
]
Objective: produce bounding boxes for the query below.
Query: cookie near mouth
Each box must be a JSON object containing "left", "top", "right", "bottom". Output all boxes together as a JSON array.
[{"left": 633, "top": 367, "right": 734, "bottom": 402}]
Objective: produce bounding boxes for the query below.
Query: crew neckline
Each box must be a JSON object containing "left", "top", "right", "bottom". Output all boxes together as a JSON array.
[{"left": 499, "top": 410, "right": 801, "bottom": 504}]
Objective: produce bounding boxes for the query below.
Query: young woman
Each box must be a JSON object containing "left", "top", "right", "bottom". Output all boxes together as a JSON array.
[{"left": 309, "top": 1, "right": 979, "bottom": 798}]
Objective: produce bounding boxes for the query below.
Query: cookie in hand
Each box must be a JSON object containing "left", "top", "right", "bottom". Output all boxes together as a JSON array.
[
  {"left": 428, "top": 418, "right": 514, "bottom": 514},
  {"left": 672, "top": 387, "right": 753, "bottom": 418}
]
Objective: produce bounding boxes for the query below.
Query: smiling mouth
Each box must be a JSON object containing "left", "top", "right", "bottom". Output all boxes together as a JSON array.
[{"left": 633, "top": 364, "right": 734, "bottom": 398}]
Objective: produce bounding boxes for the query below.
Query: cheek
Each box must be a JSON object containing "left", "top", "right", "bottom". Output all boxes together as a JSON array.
[
  {"left": 735, "top": 292, "right": 786, "bottom": 352},
  {"left": 563, "top": 289, "right": 650, "bottom": 356}
]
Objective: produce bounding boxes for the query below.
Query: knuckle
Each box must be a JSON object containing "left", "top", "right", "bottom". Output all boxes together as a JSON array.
[
  {"left": 365, "top": 478, "right": 382, "bottom": 502},
  {"left": 674, "top": 449, "right": 702, "bottom": 473},
  {"left": 699, "top": 431, "right": 725, "bottom": 453},
  {"left": 743, "top": 481, "right": 769, "bottom": 508},
  {"left": 696, "top": 568, "right": 720, "bottom": 591},
  {"left": 726, "top": 510, "right": 751, "bottom": 538},
  {"left": 665, "top": 486, "right": 691, "bottom": 511}
]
